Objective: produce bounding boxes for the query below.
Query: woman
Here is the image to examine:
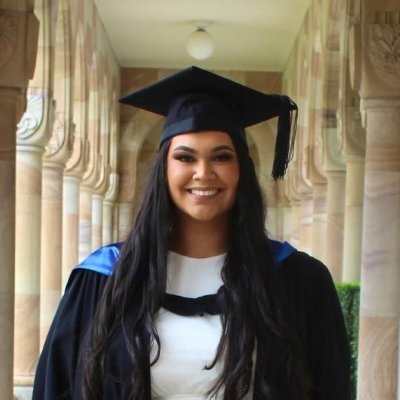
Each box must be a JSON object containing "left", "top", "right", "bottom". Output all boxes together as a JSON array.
[{"left": 33, "top": 66, "right": 350, "bottom": 400}]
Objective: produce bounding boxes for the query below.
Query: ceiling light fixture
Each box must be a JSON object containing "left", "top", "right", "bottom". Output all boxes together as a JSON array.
[{"left": 187, "top": 22, "right": 215, "bottom": 60}]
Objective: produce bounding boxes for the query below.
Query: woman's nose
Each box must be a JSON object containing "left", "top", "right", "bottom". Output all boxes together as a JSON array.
[{"left": 193, "top": 160, "right": 215, "bottom": 180}]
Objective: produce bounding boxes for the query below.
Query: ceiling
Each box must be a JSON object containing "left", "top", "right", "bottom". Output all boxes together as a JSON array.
[{"left": 93, "top": 0, "right": 311, "bottom": 72}]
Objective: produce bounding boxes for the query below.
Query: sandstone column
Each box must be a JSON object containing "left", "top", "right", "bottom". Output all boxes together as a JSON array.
[
  {"left": 323, "top": 128, "right": 346, "bottom": 281},
  {"left": 299, "top": 196, "right": 313, "bottom": 254},
  {"left": 40, "top": 113, "right": 73, "bottom": 345},
  {"left": 103, "top": 172, "right": 119, "bottom": 245},
  {"left": 92, "top": 157, "right": 109, "bottom": 251},
  {"left": 341, "top": 102, "right": 365, "bottom": 282},
  {"left": 311, "top": 183, "right": 328, "bottom": 263},
  {"left": 62, "top": 134, "right": 89, "bottom": 287},
  {"left": 0, "top": 5, "right": 38, "bottom": 396},
  {"left": 92, "top": 194, "right": 104, "bottom": 249},
  {"left": 356, "top": 4, "right": 400, "bottom": 399},
  {"left": 79, "top": 185, "right": 93, "bottom": 261},
  {"left": 14, "top": 88, "right": 51, "bottom": 385},
  {"left": 118, "top": 202, "right": 135, "bottom": 241},
  {"left": 337, "top": 2, "right": 366, "bottom": 282},
  {"left": 324, "top": 170, "right": 346, "bottom": 281}
]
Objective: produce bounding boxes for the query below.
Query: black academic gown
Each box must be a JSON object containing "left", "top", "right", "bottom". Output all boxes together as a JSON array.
[{"left": 32, "top": 241, "right": 350, "bottom": 400}]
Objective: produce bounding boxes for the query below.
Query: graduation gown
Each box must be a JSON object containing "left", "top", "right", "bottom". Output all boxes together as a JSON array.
[{"left": 32, "top": 241, "right": 350, "bottom": 400}]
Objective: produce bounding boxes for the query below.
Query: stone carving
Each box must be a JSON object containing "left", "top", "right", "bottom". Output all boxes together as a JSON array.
[
  {"left": 45, "top": 112, "right": 66, "bottom": 156},
  {"left": 105, "top": 171, "right": 119, "bottom": 202},
  {"left": 16, "top": 93, "right": 44, "bottom": 140},
  {"left": 0, "top": 11, "right": 18, "bottom": 70},
  {"left": 368, "top": 20, "right": 400, "bottom": 85}
]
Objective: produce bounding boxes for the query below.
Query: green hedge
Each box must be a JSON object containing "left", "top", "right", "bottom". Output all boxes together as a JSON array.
[{"left": 335, "top": 282, "right": 360, "bottom": 400}]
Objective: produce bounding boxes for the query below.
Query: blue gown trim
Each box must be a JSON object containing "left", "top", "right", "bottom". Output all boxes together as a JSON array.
[
  {"left": 75, "top": 239, "right": 296, "bottom": 277},
  {"left": 269, "top": 239, "right": 296, "bottom": 263},
  {"left": 75, "top": 242, "right": 122, "bottom": 276}
]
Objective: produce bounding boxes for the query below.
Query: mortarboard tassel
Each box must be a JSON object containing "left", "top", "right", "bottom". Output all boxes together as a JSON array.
[{"left": 271, "top": 96, "right": 298, "bottom": 180}]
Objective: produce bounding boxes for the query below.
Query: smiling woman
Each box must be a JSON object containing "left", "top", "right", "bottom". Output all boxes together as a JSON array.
[{"left": 33, "top": 66, "right": 350, "bottom": 400}]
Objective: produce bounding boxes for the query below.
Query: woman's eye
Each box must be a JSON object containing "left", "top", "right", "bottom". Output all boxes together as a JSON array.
[
  {"left": 213, "top": 153, "right": 233, "bottom": 162},
  {"left": 174, "top": 154, "right": 195, "bottom": 162}
]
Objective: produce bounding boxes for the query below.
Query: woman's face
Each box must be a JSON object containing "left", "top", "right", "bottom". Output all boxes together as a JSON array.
[{"left": 166, "top": 130, "right": 240, "bottom": 224}]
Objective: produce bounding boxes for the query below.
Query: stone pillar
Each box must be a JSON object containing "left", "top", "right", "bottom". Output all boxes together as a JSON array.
[
  {"left": 62, "top": 131, "right": 90, "bottom": 282},
  {"left": 118, "top": 202, "right": 135, "bottom": 241},
  {"left": 79, "top": 185, "right": 93, "bottom": 261},
  {"left": 338, "top": 89, "right": 366, "bottom": 282},
  {"left": 342, "top": 156, "right": 365, "bottom": 281},
  {"left": 0, "top": 88, "right": 22, "bottom": 400},
  {"left": 358, "top": 96, "right": 400, "bottom": 400},
  {"left": 337, "top": 2, "right": 366, "bottom": 282},
  {"left": 325, "top": 170, "right": 346, "bottom": 281},
  {"left": 355, "top": 4, "right": 400, "bottom": 399},
  {"left": 14, "top": 89, "right": 51, "bottom": 386},
  {"left": 0, "top": 5, "right": 38, "bottom": 397},
  {"left": 323, "top": 123, "right": 346, "bottom": 281},
  {"left": 79, "top": 148, "right": 103, "bottom": 260},
  {"left": 92, "top": 194, "right": 104, "bottom": 250},
  {"left": 299, "top": 196, "right": 313, "bottom": 254},
  {"left": 103, "top": 172, "right": 119, "bottom": 245},
  {"left": 265, "top": 179, "right": 280, "bottom": 239},
  {"left": 62, "top": 175, "right": 81, "bottom": 287},
  {"left": 311, "top": 183, "right": 328, "bottom": 263},
  {"left": 289, "top": 200, "right": 302, "bottom": 249},
  {"left": 113, "top": 200, "right": 120, "bottom": 242},
  {"left": 92, "top": 157, "right": 110, "bottom": 250},
  {"left": 281, "top": 202, "right": 293, "bottom": 243},
  {"left": 40, "top": 113, "right": 73, "bottom": 345},
  {"left": 40, "top": 162, "right": 63, "bottom": 345}
]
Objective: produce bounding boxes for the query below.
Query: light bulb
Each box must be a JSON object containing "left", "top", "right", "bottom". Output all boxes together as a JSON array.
[{"left": 186, "top": 28, "right": 215, "bottom": 60}]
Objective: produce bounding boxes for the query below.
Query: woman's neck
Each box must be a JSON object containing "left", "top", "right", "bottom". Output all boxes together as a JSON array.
[{"left": 169, "top": 215, "right": 230, "bottom": 258}]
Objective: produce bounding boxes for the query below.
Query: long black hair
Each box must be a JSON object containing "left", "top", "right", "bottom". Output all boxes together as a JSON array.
[{"left": 82, "top": 134, "right": 311, "bottom": 400}]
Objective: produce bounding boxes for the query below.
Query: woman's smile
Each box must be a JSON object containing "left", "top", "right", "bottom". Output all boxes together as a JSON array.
[{"left": 186, "top": 187, "right": 222, "bottom": 197}]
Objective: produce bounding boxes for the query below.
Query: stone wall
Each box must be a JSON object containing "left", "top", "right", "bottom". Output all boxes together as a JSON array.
[
  {"left": 5, "top": 0, "right": 120, "bottom": 398},
  {"left": 281, "top": 0, "right": 400, "bottom": 398}
]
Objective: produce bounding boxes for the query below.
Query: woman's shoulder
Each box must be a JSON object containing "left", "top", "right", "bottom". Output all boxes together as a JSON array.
[
  {"left": 74, "top": 241, "right": 123, "bottom": 277},
  {"left": 62, "top": 241, "right": 123, "bottom": 296},
  {"left": 270, "top": 240, "right": 335, "bottom": 292}
]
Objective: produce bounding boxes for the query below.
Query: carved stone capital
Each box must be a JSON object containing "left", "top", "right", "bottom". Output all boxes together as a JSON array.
[
  {"left": 65, "top": 134, "right": 90, "bottom": 179},
  {"left": 323, "top": 128, "right": 346, "bottom": 172},
  {"left": 43, "top": 111, "right": 74, "bottom": 167},
  {"left": 16, "top": 89, "right": 52, "bottom": 148},
  {"left": 105, "top": 172, "right": 119, "bottom": 202},
  {"left": 307, "top": 143, "right": 327, "bottom": 186},
  {"left": 337, "top": 104, "right": 366, "bottom": 160},
  {"left": 94, "top": 158, "right": 111, "bottom": 196},
  {"left": 367, "top": 20, "right": 400, "bottom": 87},
  {"left": 82, "top": 152, "right": 101, "bottom": 189}
]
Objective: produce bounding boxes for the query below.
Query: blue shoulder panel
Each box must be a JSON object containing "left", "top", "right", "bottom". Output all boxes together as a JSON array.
[
  {"left": 75, "top": 242, "right": 122, "bottom": 276},
  {"left": 75, "top": 240, "right": 296, "bottom": 277},
  {"left": 269, "top": 239, "right": 296, "bottom": 263}
]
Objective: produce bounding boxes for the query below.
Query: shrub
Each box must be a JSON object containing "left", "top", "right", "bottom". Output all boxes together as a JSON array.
[{"left": 335, "top": 282, "right": 360, "bottom": 400}]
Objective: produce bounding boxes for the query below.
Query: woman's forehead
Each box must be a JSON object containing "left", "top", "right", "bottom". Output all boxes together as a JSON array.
[{"left": 169, "top": 130, "right": 234, "bottom": 148}]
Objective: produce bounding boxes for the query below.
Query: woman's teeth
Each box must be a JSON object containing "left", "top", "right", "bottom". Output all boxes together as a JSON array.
[{"left": 189, "top": 189, "right": 218, "bottom": 197}]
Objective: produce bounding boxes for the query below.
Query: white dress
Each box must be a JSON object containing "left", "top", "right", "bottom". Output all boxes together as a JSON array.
[{"left": 151, "top": 251, "right": 254, "bottom": 400}]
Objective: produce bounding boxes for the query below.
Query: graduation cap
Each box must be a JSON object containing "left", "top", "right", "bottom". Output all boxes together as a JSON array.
[{"left": 119, "top": 66, "right": 297, "bottom": 179}]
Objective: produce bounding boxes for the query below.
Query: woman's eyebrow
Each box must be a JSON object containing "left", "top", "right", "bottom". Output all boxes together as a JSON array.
[
  {"left": 172, "top": 145, "right": 196, "bottom": 153},
  {"left": 211, "top": 145, "right": 235, "bottom": 152}
]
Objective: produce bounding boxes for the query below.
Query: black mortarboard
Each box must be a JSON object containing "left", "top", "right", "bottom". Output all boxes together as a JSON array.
[{"left": 119, "top": 66, "right": 297, "bottom": 179}]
